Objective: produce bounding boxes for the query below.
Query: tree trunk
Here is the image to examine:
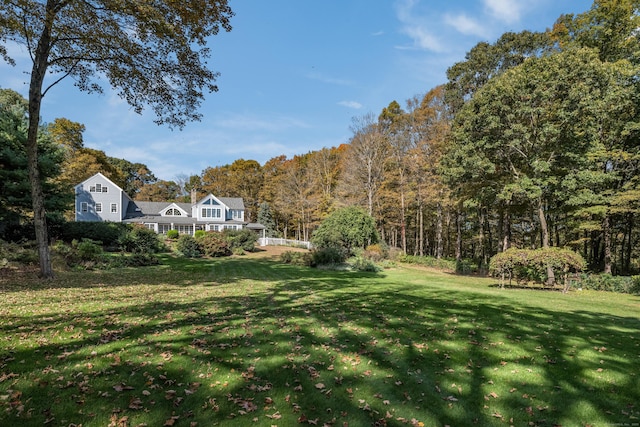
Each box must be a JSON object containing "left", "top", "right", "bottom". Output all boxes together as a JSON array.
[
  {"left": 602, "top": 214, "right": 612, "bottom": 274},
  {"left": 456, "top": 207, "right": 462, "bottom": 262},
  {"left": 538, "top": 199, "right": 555, "bottom": 285},
  {"left": 419, "top": 202, "right": 424, "bottom": 257},
  {"left": 27, "top": 1, "right": 57, "bottom": 278},
  {"left": 436, "top": 201, "right": 443, "bottom": 259}
]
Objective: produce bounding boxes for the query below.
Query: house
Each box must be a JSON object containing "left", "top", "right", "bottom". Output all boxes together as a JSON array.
[{"left": 75, "top": 172, "right": 265, "bottom": 236}]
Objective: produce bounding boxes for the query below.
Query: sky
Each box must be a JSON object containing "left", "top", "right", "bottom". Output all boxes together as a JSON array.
[{"left": 1, "top": 0, "right": 595, "bottom": 181}]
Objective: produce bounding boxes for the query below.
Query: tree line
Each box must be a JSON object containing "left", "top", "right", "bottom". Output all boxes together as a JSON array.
[{"left": 2, "top": 0, "right": 639, "bottom": 276}]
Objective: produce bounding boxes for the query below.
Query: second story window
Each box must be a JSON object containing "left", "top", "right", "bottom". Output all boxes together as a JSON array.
[
  {"left": 165, "top": 208, "right": 182, "bottom": 216},
  {"left": 202, "top": 208, "right": 221, "bottom": 218}
]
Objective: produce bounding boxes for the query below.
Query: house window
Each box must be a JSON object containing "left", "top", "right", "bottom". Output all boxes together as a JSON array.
[
  {"left": 95, "top": 183, "right": 102, "bottom": 192},
  {"left": 145, "top": 223, "right": 155, "bottom": 231},
  {"left": 165, "top": 208, "right": 182, "bottom": 216},
  {"left": 201, "top": 208, "right": 221, "bottom": 218},
  {"left": 89, "top": 186, "right": 96, "bottom": 192},
  {"left": 111, "top": 203, "right": 117, "bottom": 213},
  {"left": 96, "top": 203, "right": 102, "bottom": 213},
  {"left": 231, "top": 209, "right": 242, "bottom": 219},
  {"left": 177, "top": 224, "right": 193, "bottom": 234},
  {"left": 159, "top": 224, "right": 171, "bottom": 234},
  {"left": 81, "top": 202, "right": 88, "bottom": 212},
  {"left": 102, "top": 186, "right": 108, "bottom": 193}
]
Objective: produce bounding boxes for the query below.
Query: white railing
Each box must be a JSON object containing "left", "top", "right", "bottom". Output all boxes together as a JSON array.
[{"left": 258, "top": 237, "right": 313, "bottom": 249}]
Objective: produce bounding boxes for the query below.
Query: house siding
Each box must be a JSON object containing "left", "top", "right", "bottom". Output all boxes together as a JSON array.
[
  {"left": 75, "top": 173, "right": 125, "bottom": 222},
  {"left": 75, "top": 173, "right": 256, "bottom": 235}
]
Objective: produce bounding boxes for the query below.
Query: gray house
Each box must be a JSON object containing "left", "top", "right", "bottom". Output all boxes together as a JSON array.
[{"left": 75, "top": 172, "right": 265, "bottom": 236}]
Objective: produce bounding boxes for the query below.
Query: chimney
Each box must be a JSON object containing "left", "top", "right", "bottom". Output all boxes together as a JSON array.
[{"left": 191, "top": 189, "right": 197, "bottom": 205}]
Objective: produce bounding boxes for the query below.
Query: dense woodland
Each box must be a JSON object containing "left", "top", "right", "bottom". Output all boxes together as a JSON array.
[{"left": 1, "top": 0, "right": 639, "bottom": 275}]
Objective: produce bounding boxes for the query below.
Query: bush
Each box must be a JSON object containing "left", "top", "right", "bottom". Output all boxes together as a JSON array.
[
  {"left": 223, "top": 229, "right": 258, "bottom": 252},
  {"left": 166, "top": 229, "right": 179, "bottom": 239},
  {"left": 312, "top": 247, "right": 346, "bottom": 266},
  {"left": 59, "top": 221, "right": 128, "bottom": 247},
  {"left": 397, "top": 254, "right": 457, "bottom": 271},
  {"left": 348, "top": 255, "right": 381, "bottom": 272},
  {"left": 489, "top": 248, "right": 587, "bottom": 292},
  {"left": 200, "top": 232, "right": 231, "bottom": 257},
  {"left": 194, "top": 230, "right": 206, "bottom": 239},
  {"left": 53, "top": 239, "right": 109, "bottom": 270},
  {"left": 576, "top": 274, "right": 639, "bottom": 294},
  {"left": 119, "top": 226, "right": 161, "bottom": 254},
  {"left": 176, "top": 235, "right": 202, "bottom": 258},
  {"left": 111, "top": 253, "right": 160, "bottom": 267},
  {"left": 280, "top": 250, "right": 313, "bottom": 267},
  {"left": 0, "top": 240, "right": 38, "bottom": 266},
  {"left": 455, "top": 259, "right": 479, "bottom": 275},
  {"left": 76, "top": 239, "right": 103, "bottom": 261},
  {"left": 311, "top": 206, "right": 378, "bottom": 255},
  {"left": 363, "top": 243, "right": 388, "bottom": 262}
]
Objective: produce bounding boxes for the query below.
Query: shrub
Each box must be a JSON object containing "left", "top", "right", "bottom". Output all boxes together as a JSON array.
[
  {"left": 119, "top": 226, "right": 161, "bottom": 254},
  {"left": 176, "top": 235, "right": 202, "bottom": 258},
  {"left": 311, "top": 207, "right": 378, "bottom": 255},
  {"left": 576, "top": 274, "right": 639, "bottom": 294},
  {"left": 397, "top": 254, "right": 457, "bottom": 271},
  {"left": 166, "top": 229, "right": 179, "bottom": 239},
  {"left": 0, "top": 240, "right": 38, "bottom": 266},
  {"left": 363, "top": 243, "right": 388, "bottom": 262},
  {"left": 223, "top": 229, "right": 258, "bottom": 252},
  {"left": 111, "top": 253, "right": 160, "bottom": 267},
  {"left": 280, "top": 250, "right": 313, "bottom": 267},
  {"left": 232, "top": 247, "right": 246, "bottom": 256},
  {"left": 200, "top": 232, "right": 231, "bottom": 257},
  {"left": 194, "top": 230, "right": 206, "bottom": 239},
  {"left": 60, "top": 221, "right": 128, "bottom": 247},
  {"left": 348, "top": 255, "right": 381, "bottom": 272},
  {"left": 489, "top": 248, "right": 587, "bottom": 292},
  {"left": 455, "top": 259, "right": 479, "bottom": 275},
  {"left": 312, "top": 247, "right": 346, "bottom": 266},
  {"left": 76, "top": 239, "right": 103, "bottom": 261}
]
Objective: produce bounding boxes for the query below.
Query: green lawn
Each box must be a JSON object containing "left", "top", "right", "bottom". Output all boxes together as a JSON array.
[{"left": 1, "top": 250, "right": 638, "bottom": 427}]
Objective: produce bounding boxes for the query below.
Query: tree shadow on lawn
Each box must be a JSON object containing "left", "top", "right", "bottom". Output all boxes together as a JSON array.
[{"left": 1, "top": 260, "right": 639, "bottom": 426}]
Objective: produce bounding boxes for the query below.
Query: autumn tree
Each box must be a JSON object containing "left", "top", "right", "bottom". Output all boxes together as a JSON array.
[
  {"left": 202, "top": 159, "right": 262, "bottom": 221},
  {"left": 136, "top": 180, "right": 181, "bottom": 202},
  {"left": 338, "top": 113, "right": 388, "bottom": 217},
  {"left": 0, "top": 0, "right": 234, "bottom": 277}
]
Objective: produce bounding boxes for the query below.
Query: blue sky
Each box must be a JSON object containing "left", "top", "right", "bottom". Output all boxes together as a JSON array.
[{"left": 1, "top": 0, "right": 594, "bottom": 181}]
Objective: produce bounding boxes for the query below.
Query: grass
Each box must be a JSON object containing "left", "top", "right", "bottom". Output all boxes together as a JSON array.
[{"left": 1, "top": 248, "right": 639, "bottom": 427}]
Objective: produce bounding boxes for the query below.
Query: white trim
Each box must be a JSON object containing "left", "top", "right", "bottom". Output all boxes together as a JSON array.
[{"left": 160, "top": 203, "right": 189, "bottom": 217}]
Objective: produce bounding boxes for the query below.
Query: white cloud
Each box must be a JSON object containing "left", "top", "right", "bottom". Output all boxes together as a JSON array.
[
  {"left": 394, "top": 0, "right": 445, "bottom": 52},
  {"left": 483, "top": 0, "right": 522, "bottom": 24},
  {"left": 338, "top": 100, "right": 363, "bottom": 109},
  {"left": 444, "top": 14, "right": 491, "bottom": 38},
  {"left": 213, "top": 113, "right": 309, "bottom": 132}
]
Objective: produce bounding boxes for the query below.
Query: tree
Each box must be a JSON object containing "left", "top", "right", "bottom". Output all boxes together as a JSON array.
[
  {"left": 446, "top": 48, "right": 621, "bottom": 281},
  {"left": 311, "top": 206, "right": 379, "bottom": 254},
  {"left": 257, "top": 202, "right": 277, "bottom": 238},
  {"left": 0, "top": 88, "right": 68, "bottom": 237},
  {"left": 338, "top": 113, "right": 388, "bottom": 216},
  {"left": 136, "top": 180, "right": 180, "bottom": 202},
  {"left": 0, "top": 0, "right": 234, "bottom": 277},
  {"left": 107, "top": 157, "right": 157, "bottom": 197}
]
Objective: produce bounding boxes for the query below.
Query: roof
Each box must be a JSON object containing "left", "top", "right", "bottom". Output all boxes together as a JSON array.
[{"left": 124, "top": 201, "right": 193, "bottom": 219}]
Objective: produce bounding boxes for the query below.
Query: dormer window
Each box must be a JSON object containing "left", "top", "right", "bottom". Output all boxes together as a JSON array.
[{"left": 165, "top": 208, "right": 182, "bottom": 216}]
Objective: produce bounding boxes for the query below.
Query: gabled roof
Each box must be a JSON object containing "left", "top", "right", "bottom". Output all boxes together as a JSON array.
[
  {"left": 74, "top": 172, "right": 123, "bottom": 192},
  {"left": 124, "top": 201, "right": 193, "bottom": 219},
  {"left": 196, "top": 194, "right": 244, "bottom": 210}
]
